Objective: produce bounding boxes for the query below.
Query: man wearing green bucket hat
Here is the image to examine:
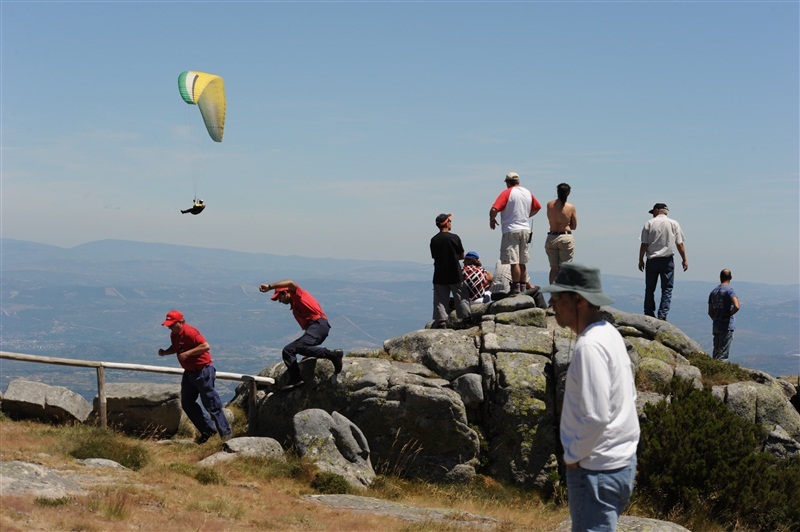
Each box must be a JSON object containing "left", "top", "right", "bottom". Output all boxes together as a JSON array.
[{"left": 542, "top": 263, "right": 640, "bottom": 531}]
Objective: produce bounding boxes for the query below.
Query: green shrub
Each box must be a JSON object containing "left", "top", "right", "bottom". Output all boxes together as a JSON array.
[
  {"left": 684, "top": 352, "right": 751, "bottom": 387},
  {"left": 636, "top": 377, "right": 799, "bottom": 530},
  {"left": 194, "top": 466, "right": 226, "bottom": 485},
  {"left": 169, "top": 462, "right": 227, "bottom": 485},
  {"left": 231, "top": 455, "right": 317, "bottom": 484},
  {"left": 34, "top": 496, "right": 72, "bottom": 507},
  {"left": 67, "top": 427, "right": 150, "bottom": 470},
  {"left": 311, "top": 471, "right": 353, "bottom": 494}
]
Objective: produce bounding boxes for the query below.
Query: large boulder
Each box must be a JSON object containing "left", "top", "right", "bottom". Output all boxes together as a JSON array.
[
  {"left": 293, "top": 409, "right": 375, "bottom": 490},
  {"left": 243, "top": 356, "right": 480, "bottom": 480},
  {"left": 383, "top": 328, "right": 480, "bottom": 380},
  {"left": 715, "top": 380, "right": 800, "bottom": 443},
  {"left": 94, "top": 382, "right": 184, "bottom": 437},
  {"left": 2, "top": 379, "right": 92, "bottom": 424},
  {"left": 198, "top": 436, "right": 285, "bottom": 467},
  {"left": 483, "top": 350, "right": 557, "bottom": 488}
]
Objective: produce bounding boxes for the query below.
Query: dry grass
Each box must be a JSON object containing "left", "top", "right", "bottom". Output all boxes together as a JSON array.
[{"left": 0, "top": 418, "right": 569, "bottom": 531}]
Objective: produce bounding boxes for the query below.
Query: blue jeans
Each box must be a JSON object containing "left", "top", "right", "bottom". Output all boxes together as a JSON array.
[
  {"left": 566, "top": 456, "right": 637, "bottom": 532},
  {"left": 181, "top": 364, "right": 231, "bottom": 437},
  {"left": 713, "top": 330, "right": 734, "bottom": 360},
  {"left": 644, "top": 256, "right": 675, "bottom": 320},
  {"left": 282, "top": 318, "right": 332, "bottom": 367}
]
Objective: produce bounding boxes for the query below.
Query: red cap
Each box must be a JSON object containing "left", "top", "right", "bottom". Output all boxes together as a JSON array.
[
  {"left": 162, "top": 310, "right": 184, "bottom": 326},
  {"left": 270, "top": 287, "right": 289, "bottom": 300}
]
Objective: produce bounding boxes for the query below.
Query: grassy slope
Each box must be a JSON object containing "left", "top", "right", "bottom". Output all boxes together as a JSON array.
[{"left": 0, "top": 418, "right": 570, "bottom": 531}]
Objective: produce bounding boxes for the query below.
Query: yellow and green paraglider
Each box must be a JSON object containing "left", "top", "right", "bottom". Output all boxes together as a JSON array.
[
  {"left": 178, "top": 70, "right": 226, "bottom": 142},
  {"left": 177, "top": 70, "right": 225, "bottom": 215}
]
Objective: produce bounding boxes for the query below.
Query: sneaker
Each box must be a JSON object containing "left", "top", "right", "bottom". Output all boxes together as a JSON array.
[
  {"left": 195, "top": 432, "right": 215, "bottom": 444},
  {"left": 330, "top": 349, "right": 344, "bottom": 374}
]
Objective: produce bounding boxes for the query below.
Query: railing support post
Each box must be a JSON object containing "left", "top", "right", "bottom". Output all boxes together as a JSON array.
[{"left": 96, "top": 366, "right": 107, "bottom": 429}]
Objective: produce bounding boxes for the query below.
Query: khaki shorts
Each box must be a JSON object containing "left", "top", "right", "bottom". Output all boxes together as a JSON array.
[
  {"left": 500, "top": 230, "right": 531, "bottom": 265},
  {"left": 545, "top": 234, "right": 575, "bottom": 269}
]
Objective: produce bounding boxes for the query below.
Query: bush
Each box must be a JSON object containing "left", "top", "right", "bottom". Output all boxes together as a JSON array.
[
  {"left": 67, "top": 427, "right": 150, "bottom": 470},
  {"left": 34, "top": 496, "right": 72, "bottom": 507},
  {"left": 636, "top": 377, "right": 799, "bottom": 530},
  {"left": 311, "top": 471, "right": 353, "bottom": 494},
  {"left": 684, "top": 352, "right": 752, "bottom": 387},
  {"left": 194, "top": 466, "right": 226, "bottom": 485},
  {"left": 168, "top": 463, "right": 227, "bottom": 485}
]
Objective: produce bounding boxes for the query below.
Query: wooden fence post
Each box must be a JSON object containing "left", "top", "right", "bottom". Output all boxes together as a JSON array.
[{"left": 96, "top": 366, "right": 107, "bottom": 429}]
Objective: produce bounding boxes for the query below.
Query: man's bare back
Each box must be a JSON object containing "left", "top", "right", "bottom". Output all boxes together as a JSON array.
[{"left": 546, "top": 199, "right": 577, "bottom": 232}]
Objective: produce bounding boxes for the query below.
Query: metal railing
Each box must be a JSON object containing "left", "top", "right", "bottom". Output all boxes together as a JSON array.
[{"left": 0, "top": 351, "right": 274, "bottom": 432}]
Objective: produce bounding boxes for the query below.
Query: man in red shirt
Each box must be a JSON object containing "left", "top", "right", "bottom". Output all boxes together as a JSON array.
[
  {"left": 259, "top": 280, "right": 344, "bottom": 388},
  {"left": 489, "top": 172, "right": 542, "bottom": 296},
  {"left": 158, "top": 310, "right": 232, "bottom": 443}
]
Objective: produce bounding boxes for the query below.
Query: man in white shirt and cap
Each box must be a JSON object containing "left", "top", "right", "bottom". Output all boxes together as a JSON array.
[{"left": 638, "top": 202, "right": 688, "bottom": 321}]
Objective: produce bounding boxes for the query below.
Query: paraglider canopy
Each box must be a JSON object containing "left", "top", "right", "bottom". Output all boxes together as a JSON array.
[{"left": 178, "top": 71, "right": 226, "bottom": 142}]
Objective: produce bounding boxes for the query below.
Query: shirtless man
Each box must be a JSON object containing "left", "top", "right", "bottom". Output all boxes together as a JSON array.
[{"left": 545, "top": 183, "right": 578, "bottom": 284}]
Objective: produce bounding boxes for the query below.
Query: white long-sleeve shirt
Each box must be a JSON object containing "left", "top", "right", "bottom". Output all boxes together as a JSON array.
[{"left": 560, "top": 320, "right": 640, "bottom": 470}]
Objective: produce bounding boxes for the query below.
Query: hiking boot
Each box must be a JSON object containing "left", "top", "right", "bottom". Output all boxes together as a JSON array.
[
  {"left": 330, "top": 349, "right": 344, "bottom": 374},
  {"left": 508, "top": 284, "right": 520, "bottom": 296}
]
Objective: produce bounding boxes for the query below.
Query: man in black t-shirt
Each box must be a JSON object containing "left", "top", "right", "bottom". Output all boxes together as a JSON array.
[{"left": 430, "top": 213, "right": 471, "bottom": 328}]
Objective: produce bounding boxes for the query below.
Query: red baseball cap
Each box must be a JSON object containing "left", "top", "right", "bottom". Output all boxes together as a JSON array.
[
  {"left": 270, "top": 288, "right": 289, "bottom": 301},
  {"left": 162, "top": 310, "right": 184, "bottom": 326}
]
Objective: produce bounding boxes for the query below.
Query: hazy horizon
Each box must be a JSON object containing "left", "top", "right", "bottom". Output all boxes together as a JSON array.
[{"left": 2, "top": 237, "right": 797, "bottom": 403}]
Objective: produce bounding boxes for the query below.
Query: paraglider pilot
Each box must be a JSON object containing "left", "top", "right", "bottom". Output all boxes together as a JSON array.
[{"left": 181, "top": 198, "right": 206, "bottom": 215}]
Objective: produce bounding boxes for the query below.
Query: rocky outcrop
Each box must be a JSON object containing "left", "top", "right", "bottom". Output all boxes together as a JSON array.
[
  {"left": 1, "top": 379, "right": 92, "bottom": 424},
  {"left": 238, "top": 356, "right": 480, "bottom": 480},
  {"left": 93, "top": 382, "right": 185, "bottom": 437},
  {"left": 293, "top": 409, "right": 375, "bottom": 490},
  {"left": 198, "top": 436, "right": 285, "bottom": 467},
  {"left": 0, "top": 461, "right": 86, "bottom": 499},
  {"left": 233, "top": 298, "right": 799, "bottom": 488}
]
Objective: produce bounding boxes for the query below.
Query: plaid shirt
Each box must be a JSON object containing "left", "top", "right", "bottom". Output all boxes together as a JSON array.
[{"left": 462, "top": 265, "right": 491, "bottom": 301}]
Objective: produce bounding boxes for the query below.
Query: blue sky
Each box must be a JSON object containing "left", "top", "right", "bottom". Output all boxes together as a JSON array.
[{"left": 2, "top": 1, "right": 798, "bottom": 285}]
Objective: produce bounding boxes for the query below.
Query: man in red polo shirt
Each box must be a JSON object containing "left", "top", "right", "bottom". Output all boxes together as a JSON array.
[
  {"left": 158, "top": 310, "right": 232, "bottom": 443},
  {"left": 259, "top": 280, "right": 344, "bottom": 389}
]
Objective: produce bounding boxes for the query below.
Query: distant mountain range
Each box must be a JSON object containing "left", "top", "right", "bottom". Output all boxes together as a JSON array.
[{"left": 1, "top": 238, "right": 797, "bottom": 401}]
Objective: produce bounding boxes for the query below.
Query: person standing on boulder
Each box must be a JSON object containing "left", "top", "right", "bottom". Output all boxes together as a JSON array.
[
  {"left": 489, "top": 172, "right": 542, "bottom": 296},
  {"left": 638, "top": 202, "right": 688, "bottom": 321},
  {"left": 158, "top": 310, "right": 232, "bottom": 444},
  {"left": 259, "top": 280, "right": 343, "bottom": 389},
  {"left": 708, "top": 268, "right": 740, "bottom": 361},
  {"left": 545, "top": 183, "right": 577, "bottom": 284},
  {"left": 542, "top": 263, "right": 640, "bottom": 531},
  {"left": 430, "top": 213, "right": 471, "bottom": 328}
]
